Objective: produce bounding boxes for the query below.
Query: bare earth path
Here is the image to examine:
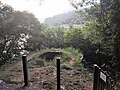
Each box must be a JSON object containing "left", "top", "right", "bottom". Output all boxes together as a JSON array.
[
  {"left": 0, "top": 51, "right": 93, "bottom": 90},
  {"left": 0, "top": 53, "right": 33, "bottom": 78},
  {"left": 0, "top": 53, "right": 46, "bottom": 90}
]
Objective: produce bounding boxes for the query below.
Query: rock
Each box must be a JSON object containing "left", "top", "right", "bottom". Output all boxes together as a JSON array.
[
  {"left": 73, "top": 71, "right": 80, "bottom": 75},
  {"left": 0, "top": 80, "right": 3, "bottom": 83},
  {"left": 61, "top": 64, "right": 72, "bottom": 70},
  {"left": 43, "top": 81, "right": 53, "bottom": 89},
  {"left": 61, "top": 85, "right": 65, "bottom": 90},
  {"left": 83, "top": 80, "right": 86, "bottom": 83},
  {"left": 73, "top": 80, "right": 80, "bottom": 85}
]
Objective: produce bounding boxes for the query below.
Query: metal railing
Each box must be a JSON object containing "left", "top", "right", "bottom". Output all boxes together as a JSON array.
[{"left": 93, "top": 64, "right": 115, "bottom": 90}]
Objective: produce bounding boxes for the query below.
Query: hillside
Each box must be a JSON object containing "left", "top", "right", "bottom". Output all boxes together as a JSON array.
[
  {"left": 0, "top": 48, "right": 93, "bottom": 90},
  {"left": 44, "top": 11, "right": 84, "bottom": 26}
]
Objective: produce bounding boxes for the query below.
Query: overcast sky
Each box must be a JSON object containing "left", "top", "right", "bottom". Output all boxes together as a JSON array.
[{"left": 0, "top": 0, "right": 76, "bottom": 22}]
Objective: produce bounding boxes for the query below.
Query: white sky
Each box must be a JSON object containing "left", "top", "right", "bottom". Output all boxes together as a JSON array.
[{"left": 0, "top": 0, "right": 75, "bottom": 22}]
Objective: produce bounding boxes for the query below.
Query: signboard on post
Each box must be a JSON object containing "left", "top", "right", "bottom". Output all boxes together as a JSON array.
[{"left": 100, "top": 72, "right": 106, "bottom": 82}]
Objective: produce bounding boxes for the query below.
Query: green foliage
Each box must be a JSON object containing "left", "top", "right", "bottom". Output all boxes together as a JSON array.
[
  {"left": 1, "top": 0, "right": 120, "bottom": 81},
  {"left": 61, "top": 64, "right": 72, "bottom": 70},
  {"left": 64, "top": 25, "right": 98, "bottom": 55},
  {"left": 41, "top": 26, "right": 65, "bottom": 48},
  {"left": 63, "top": 48, "right": 84, "bottom": 72},
  {"left": 64, "top": 47, "right": 79, "bottom": 56},
  {"left": 64, "top": 27, "right": 84, "bottom": 48},
  {"left": 73, "top": 59, "right": 84, "bottom": 72},
  {"left": 71, "top": 0, "right": 120, "bottom": 80},
  {"left": 60, "top": 51, "right": 69, "bottom": 63},
  {"left": 100, "top": 0, "right": 120, "bottom": 80},
  {"left": 44, "top": 59, "right": 56, "bottom": 66},
  {"left": 0, "top": 2, "right": 41, "bottom": 65}
]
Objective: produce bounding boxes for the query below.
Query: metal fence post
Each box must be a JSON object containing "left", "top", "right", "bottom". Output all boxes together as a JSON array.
[
  {"left": 22, "top": 55, "right": 29, "bottom": 86},
  {"left": 93, "top": 64, "right": 99, "bottom": 90},
  {"left": 56, "top": 57, "right": 60, "bottom": 90}
]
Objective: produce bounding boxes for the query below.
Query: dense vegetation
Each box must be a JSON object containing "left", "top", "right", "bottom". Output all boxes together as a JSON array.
[
  {"left": 0, "top": 0, "right": 120, "bottom": 81},
  {"left": 0, "top": 2, "right": 41, "bottom": 65},
  {"left": 71, "top": 0, "right": 120, "bottom": 80}
]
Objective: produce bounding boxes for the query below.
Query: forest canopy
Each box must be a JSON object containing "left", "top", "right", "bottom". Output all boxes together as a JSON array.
[{"left": 0, "top": 0, "right": 120, "bottom": 80}]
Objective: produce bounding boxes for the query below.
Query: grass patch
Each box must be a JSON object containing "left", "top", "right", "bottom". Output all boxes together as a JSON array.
[
  {"left": 44, "top": 58, "right": 56, "bottom": 66},
  {"left": 64, "top": 47, "right": 79, "bottom": 55},
  {"left": 61, "top": 64, "right": 73, "bottom": 70}
]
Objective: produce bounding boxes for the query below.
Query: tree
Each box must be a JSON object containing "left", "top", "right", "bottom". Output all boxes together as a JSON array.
[
  {"left": 71, "top": 0, "right": 120, "bottom": 79},
  {"left": 41, "top": 26, "right": 65, "bottom": 48},
  {"left": 100, "top": 0, "right": 120, "bottom": 79},
  {"left": 0, "top": 2, "right": 41, "bottom": 65}
]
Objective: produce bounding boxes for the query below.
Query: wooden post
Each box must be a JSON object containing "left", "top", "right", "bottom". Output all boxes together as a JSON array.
[
  {"left": 56, "top": 57, "right": 60, "bottom": 90},
  {"left": 93, "top": 64, "right": 99, "bottom": 90},
  {"left": 22, "top": 55, "right": 29, "bottom": 86}
]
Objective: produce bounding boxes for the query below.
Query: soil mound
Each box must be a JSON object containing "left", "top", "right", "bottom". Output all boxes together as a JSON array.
[{"left": 39, "top": 52, "right": 62, "bottom": 61}]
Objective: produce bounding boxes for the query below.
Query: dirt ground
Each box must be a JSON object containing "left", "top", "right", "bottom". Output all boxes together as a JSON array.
[{"left": 0, "top": 53, "right": 93, "bottom": 90}]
